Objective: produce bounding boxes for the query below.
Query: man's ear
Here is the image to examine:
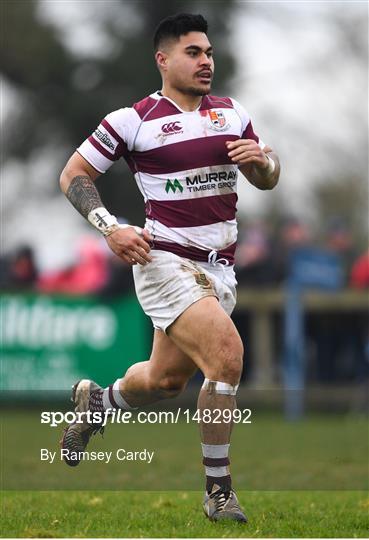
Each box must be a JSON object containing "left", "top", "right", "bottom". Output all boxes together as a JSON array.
[{"left": 155, "top": 51, "right": 168, "bottom": 71}]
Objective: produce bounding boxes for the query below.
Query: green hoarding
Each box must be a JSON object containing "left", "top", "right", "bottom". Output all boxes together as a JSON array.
[{"left": 1, "top": 293, "right": 151, "bottom": 391}]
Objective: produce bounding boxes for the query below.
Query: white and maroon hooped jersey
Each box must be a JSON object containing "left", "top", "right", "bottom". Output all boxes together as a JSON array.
[{"left": 77, "top": 91, "right": 265, "bottom": 263}]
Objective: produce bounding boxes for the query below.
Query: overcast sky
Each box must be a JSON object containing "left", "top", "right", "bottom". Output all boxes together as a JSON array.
[
  {"left": 2, "top": 0, "right": 368, "bottom": 270},
  {"left": 232, "top": 1, "right": 367, "bottom": 214}
]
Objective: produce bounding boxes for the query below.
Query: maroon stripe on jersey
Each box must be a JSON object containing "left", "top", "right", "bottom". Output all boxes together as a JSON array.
[
  {"left": 200, "top": 95, "right": 233, "bottom": 110},
  {"left": 133, "top": 96, "right": 161, "bottom": 119},
  {"left": 146, "top": 192, "right": 237, "bottom": 227},
  {"left": 242, "top": 120, "right": 259, "bottom": 143},
  {"left": 152, "top": 240, "right": 237, "bottom": 264},
  {"left": 135, "top": 97, "right": 181, "bottom": 121},
  {"left": 101, "top": 119, "right": 129, "bottom": 159},
  {"left": 88, "top": 136, "right": 117, "bottom": 161},
  {"left": 131, "top": 134, "right": 239, "bottom": 175},
  {"left": 123, "top": 154, "right": 138, "bottom": 174},
  {"left": 133, "top": 94, "right": 235, "bottom": 121},
  {"left": 101, "top": 119, "right": 124, "bottom": 146}
]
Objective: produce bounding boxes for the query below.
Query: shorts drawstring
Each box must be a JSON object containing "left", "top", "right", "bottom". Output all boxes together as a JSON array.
[
  {"left": 208, "top": 250, "right": 230, "bottom": 266},
  {"left": 208, "top": 250, "right": 230, "bottom": 279}
]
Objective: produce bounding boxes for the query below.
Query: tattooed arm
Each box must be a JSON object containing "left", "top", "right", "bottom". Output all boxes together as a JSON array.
[
  {"left": 60, "top": 152, "right": 102, "bottom": 216},
  {"left": 60, "top": 152, "right": 152, "bottom": 265}
]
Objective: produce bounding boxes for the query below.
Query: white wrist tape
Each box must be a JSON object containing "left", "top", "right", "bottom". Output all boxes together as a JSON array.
[
  {"left": 88, "top": 207, "right": 119, "bottom": 237},
  {"left": 202, "top": 378, "right": 239, "bottom": 396},
  {"left": 88, "top": 208, "right": 143, "bottom": 238},
  {"left": 255, "top": 154, "right": 275, "bottom": 179},
  {"left": 265, "top": 154, "right": 275, "bottom": 175}
]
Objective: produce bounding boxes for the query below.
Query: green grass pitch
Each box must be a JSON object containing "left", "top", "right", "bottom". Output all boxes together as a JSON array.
[
  {"left": 2, "top": 490, "right": 369, "bottom": 537},
  {"left": 1, "top": 409, "right": 368, "bottom": 537}
]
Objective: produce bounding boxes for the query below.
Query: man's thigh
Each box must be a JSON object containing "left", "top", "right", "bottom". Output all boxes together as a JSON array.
[
  {"left": 133, "top": 250, "right": 236, "bottom": 333},
  {"left": 167, "top": 296, "right": 243, "bottom": 381},
  {"left": 148, "top": 328, "right": 198, "bottom": 383}
]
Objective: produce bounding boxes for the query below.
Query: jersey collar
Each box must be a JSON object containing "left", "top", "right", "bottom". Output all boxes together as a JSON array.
[{"left": 151, "top": 91, "right": 203, "bottom": 113}]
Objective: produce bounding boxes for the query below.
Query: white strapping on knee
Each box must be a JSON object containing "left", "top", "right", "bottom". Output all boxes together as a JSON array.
[
  {"left": 201, "top": 443, "right": 230, "bottom": 458},
  {"left": 202, "top": 378, "right": 239, "bottom": 395}
]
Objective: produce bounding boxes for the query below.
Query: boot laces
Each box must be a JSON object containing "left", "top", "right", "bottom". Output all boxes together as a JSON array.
[{"left": 210, "top": 489, "right": 232, "bottom": 512}]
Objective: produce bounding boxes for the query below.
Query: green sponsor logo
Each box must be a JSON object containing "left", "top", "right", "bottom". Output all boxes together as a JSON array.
[{"left": 165, "top": 179, "right": 183, "bottom": 193}]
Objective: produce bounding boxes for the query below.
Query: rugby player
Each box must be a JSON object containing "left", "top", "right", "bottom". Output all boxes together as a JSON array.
[{"left": 59, "top": 13, "right": 280, "bottom": 522}]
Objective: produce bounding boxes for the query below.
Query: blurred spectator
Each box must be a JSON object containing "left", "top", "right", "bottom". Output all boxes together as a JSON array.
[
  {"left": 350, "top": 249, "right": 369, "bottom": 289},
  {"left": 307, "top": 223, "right": 364, "bottom": 384},
  {"left": 349, "top": 248, "right": 369, "bottom": 413},
  {"left": 0, "top": 256, "right": 10, "bottom": 289},
  {"left": 38, "top": 236, "right": 108, "bottom": 295},
  {"left": 235, "top": 221, "right": 274, "bottom": 286},
  {"left": 96, "top": 251, "right": 135, "bottom": 300},
  {"left": 270, "top": 216, "right": 313, "bottom": 283},
  {"left": 325, "top": 217, "right": 356, "bottom": 281},
  {"left": 0, "top": 245, "right": 38, "bottom": 291}
]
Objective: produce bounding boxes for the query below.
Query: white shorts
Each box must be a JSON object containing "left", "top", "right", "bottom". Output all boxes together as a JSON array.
[{"left": 132, "top": 250, "right": 237, "bottom": 333}]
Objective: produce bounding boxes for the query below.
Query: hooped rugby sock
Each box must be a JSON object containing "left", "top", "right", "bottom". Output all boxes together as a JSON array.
[
  {"left": 89, "top": 389, "right": 104, "bottom": 413},
  {"left": 102, "top": 378, "right": 137, "bottom": 411},
  {"left": 198, "top": 378, "right": 239, "bottom": 493},
  {"left": 202, "top": 443, "right": 231, "bottom": 493},
  {"left": 89, "top": 379, "right": 136, "bottom": 412}
]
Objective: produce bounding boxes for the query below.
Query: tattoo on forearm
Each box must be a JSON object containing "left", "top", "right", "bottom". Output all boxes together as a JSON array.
[{"left": 66, "top": 175, "right": 103, "bottom": 219}]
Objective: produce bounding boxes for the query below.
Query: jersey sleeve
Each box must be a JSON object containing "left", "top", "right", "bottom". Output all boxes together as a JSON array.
[
  {"left": 231, "top": 98, "right": 266, "bottom": 150},
  {"left": 77, "top": 108, "right": 134, "bottom": 173}
]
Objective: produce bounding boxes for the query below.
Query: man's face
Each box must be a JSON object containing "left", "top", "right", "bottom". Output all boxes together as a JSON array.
[{"left": 158, "top": 31, "right": 214, "bottom": 96}]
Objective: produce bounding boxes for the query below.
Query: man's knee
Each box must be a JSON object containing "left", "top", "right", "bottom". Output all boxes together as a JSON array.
[
  {"left": 216, "top": 356, "right": 243, "bottom": 385},
  {"left": 156, "top": 375, "right": 188, "bottom": 399},
  {"left": 207, "top": 333, "right": 244, "bottom": 384}
]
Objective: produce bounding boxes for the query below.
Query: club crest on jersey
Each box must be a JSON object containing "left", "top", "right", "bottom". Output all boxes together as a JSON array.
[{"left": 207, "top": 110, "right": 230, "bottom": 132}]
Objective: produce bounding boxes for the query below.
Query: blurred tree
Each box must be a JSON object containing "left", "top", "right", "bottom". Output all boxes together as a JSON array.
[
  {"left": 260, "top": 173, "right": 368, "bottom": 254},
  {"left": 1, "top": 0, "right": 77, "bottom": 157},
  {"left": 1, "top": 0, "right": 237, "bottom": 225},
  {"left": 312, "top": 174, "right": 368, "bottom": 251}
]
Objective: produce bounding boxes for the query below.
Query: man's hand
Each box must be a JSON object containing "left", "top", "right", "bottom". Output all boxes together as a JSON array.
[
  {"left": 106, "top": 226, "right": 153, "bottom": 266},
  {"left": 226, "top": 139, "right": 269, "bottom": 168},
  {"left": 226, "top": 139, "right": 280, "bottom": 190}
]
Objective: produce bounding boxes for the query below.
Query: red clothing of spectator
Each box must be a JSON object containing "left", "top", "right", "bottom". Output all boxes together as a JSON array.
[
  {"left": 38, "top": 237, "right": 108, "bottom": 294},
  {"left": 350, "top": 250, "right": 369, "bottom": 289}
]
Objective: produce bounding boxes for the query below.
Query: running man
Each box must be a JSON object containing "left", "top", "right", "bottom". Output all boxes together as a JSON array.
[{"left": 60, "top": 13, "right": 280, "bottom": 522}]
